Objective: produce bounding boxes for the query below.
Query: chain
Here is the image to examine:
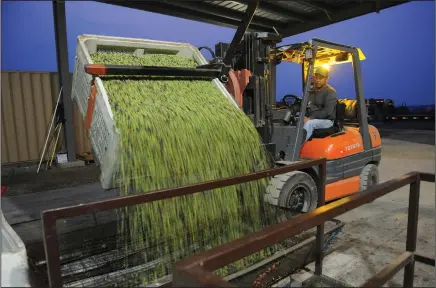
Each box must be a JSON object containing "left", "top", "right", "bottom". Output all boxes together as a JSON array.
[{"left": 252, "top": 260, "right": 281, "bottom": 288}]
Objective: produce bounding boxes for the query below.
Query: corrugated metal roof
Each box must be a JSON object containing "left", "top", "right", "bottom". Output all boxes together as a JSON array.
[{"left": 99, "top": 0, "right": 409, "bottom": 37}]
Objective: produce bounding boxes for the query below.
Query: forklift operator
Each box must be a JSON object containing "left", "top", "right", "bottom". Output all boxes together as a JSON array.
[{"left": 303, "top": 66, "right": 338, "bottom": 143}]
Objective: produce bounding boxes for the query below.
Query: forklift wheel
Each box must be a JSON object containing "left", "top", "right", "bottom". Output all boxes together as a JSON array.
[
  {"left": 276, "top": 171, "right": 318, "bottom": 220},
  {"left": 360, "top": 164, "right": 379, "bottom": 200}
]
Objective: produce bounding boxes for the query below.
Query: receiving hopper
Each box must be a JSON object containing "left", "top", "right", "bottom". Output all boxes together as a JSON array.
[{"left": 71, "top": 34, "right": 237, "bottom": 189}]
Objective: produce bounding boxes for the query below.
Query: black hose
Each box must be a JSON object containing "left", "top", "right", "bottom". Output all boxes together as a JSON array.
[{"left": 198, "top": 46, "right": 216, "bottom": 59}]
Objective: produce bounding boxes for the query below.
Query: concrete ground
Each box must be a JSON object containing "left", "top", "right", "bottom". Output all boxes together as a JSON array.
[
  {"left": 1, "top": 163, "right": 101, "bottom": 196},
  {"left": 371, "top": 120, "right": 435, "bottom": 132},
  {"left": 301, "top": 129, "right": 435, "bottom": 287}
]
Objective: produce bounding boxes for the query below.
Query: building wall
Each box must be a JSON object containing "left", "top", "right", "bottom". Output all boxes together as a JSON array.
[{"left": 1, "top": 71, "right": 91, "bottom": 165}]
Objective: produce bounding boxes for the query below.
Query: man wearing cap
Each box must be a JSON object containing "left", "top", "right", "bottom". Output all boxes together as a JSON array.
[{"left": 302, "top": 66, "right": 338, "bottom": 143}]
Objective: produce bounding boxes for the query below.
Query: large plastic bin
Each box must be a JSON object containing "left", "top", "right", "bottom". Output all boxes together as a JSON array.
[{"left": 71, "top": 34, "right": 237, "bottom": 190}]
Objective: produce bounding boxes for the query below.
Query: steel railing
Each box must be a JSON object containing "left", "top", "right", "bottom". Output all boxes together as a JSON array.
[
  {"left": 41, "top": 158, "right": 327, "bottom": 287},
  {"left": 171, "top": 172, "right": 435, "bottom": 288}
]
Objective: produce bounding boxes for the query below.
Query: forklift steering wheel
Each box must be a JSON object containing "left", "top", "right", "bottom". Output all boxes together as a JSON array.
[{"left": 282, "top": 94, "right": 302, "bottom": 108}]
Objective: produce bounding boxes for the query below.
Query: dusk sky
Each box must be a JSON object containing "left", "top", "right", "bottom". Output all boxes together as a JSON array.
[{"left": 2, "top": 1, "right": 435, "bottom": 106}]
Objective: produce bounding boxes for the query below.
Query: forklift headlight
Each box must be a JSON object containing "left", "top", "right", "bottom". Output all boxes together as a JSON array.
[{"left": 321, "top": 64, "right": 331, "bottom": 70}]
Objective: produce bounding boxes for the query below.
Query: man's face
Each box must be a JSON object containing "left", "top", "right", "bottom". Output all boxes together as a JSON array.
[{"left": 314, "top": 73, "right": 328, "bottom": 90}]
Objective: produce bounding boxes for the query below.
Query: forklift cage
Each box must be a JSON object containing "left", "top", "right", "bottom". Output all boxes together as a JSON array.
[
  {"left": 171, "top": 171, "right": 435, "bottom": 287},
  {"left": 273, "top": 39, "right": 371, "bottom": 161}
]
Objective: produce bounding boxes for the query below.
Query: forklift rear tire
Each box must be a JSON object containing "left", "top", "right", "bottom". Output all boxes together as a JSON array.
[
  {"left": 360, "top": 164, "right": 379, "bottom": 201},
  {"left": 276, "top": 171, "right": 318, "bottom": 220}
]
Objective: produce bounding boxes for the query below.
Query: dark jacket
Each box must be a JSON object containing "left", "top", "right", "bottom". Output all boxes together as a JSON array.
[{"left": 308, "top": 84, "right": 338, "bottom": 120}]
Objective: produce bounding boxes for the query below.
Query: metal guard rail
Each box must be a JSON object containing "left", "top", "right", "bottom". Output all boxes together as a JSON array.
[
  {"left": 172, "top": 172, "right": 435, "bottom": 288},
  {"left": 42, "top": 158, "right": 327, "bottom": 287}
]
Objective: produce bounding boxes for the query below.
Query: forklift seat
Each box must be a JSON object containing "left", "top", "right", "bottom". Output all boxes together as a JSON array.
[{"left": 310, "top": 101, "right": 346, "bottom": 139}]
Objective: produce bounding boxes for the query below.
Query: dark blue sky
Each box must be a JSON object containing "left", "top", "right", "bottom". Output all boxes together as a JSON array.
[{"left": 2, "top": 1, "right": 435, "bottom": 105}]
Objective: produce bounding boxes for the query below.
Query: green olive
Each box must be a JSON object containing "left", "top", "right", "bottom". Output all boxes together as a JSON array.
[{"left": 91, "top": 51, "right": 282, "bottom": 284}]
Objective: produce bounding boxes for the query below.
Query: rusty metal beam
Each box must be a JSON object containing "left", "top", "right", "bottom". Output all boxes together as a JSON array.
[
  {"left": 314, "top": 158, "right": 326, "bottom": 275},
  {"left": 42, "top": 158, "right": 326, "bottom": 287},
  {"left": 418, "top": 172, "right": 435, "bottom": 182},
  {"left": 41, "top": 158, "right": 325, "bottom": 219},
  {"left": 403, "top": 176, "right": 421, "bottom": 287},
  {"left": 42, "top": 168, "right": 434, "bottom": 287},
  {"left": 174, "top": 172, "right": 420, "bottom": 273},
  {"left": 42, "top": 212, "right": 61, "bottom": 287},
  {"left": 362, "top": 252, "right": 414, "bottom": 288},
  {"left": 173, "top": 171, "right": 434, "bottom": 287},
  {"left": 414, "top": 253, "right": 435, "bottom": 266}
]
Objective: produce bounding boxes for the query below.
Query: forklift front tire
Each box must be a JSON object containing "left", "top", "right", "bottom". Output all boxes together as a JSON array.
[
  {"left": 277, "top": 171, "right": 318, "bottom": 220},
  {"left": 360, "top": 163, "right": 379, "bottom": 201}
]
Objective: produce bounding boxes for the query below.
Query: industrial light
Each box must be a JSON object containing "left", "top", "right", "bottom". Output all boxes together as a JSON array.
[
  {"left": 322, "top": 64, "right": 331, "bottom": 71},
  {"left": 313, "top": 62, "right": 332, "bottom": 70}
]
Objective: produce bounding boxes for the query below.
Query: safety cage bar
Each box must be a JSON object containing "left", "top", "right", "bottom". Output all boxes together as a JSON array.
[
  {"left": 171, "top": 172, "right": 435, "bottom": 288},
  {"left": 42, "top": 158, "right": 327, "bottom": 287}
]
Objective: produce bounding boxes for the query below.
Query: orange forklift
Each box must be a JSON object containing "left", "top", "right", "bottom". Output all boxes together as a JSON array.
[{"left": 214, "top": 36, "right": 382, "bottom": 217}]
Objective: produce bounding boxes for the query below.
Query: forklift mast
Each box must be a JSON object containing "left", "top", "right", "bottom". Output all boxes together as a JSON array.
[{"left": 214, "top": 32, "right": 281, "bottom": 151}]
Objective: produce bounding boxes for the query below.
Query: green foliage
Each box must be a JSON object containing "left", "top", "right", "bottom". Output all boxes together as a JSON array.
[{"left": 91, "top": 52, "right": 280, "bottom": 284}]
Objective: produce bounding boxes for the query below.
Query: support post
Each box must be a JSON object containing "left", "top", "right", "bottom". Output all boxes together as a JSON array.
[
  {"left": 315, "top": 161, "right": 326, "bottom": 275},
  {"left": 53, "top": 0, "right": 76, "bottom": 161},
  {"left": 42, "top": 213, "right": 62, "bottom": 287},
  {"left": 403, "top": 177, "right": 421, "bottom": 287}
]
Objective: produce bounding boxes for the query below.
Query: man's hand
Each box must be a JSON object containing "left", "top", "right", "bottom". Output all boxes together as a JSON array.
[{"left": 306, "top": 106, "right": 312, "bottom": 117}]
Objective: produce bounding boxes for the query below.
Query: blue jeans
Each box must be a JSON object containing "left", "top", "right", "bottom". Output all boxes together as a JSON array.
[{"left": 303, "top": 119, "right": 334, "bottom": 142}]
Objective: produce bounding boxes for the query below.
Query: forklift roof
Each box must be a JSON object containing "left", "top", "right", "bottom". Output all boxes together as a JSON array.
[
  {"left": 271, "top": 38, "right": 366, "bottom": 67},
  {"left": 98, "top": 1, "right": 409, "bottom": 38}
]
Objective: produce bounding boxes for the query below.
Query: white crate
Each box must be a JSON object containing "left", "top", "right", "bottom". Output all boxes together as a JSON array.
[{"left": 71, "top": 34, "right": 237, "bottom": 190}]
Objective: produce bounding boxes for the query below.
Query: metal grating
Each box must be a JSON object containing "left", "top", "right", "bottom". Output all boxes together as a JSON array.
[{"left": 32, "top": 206, "right": 341, "bottom": 288}]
